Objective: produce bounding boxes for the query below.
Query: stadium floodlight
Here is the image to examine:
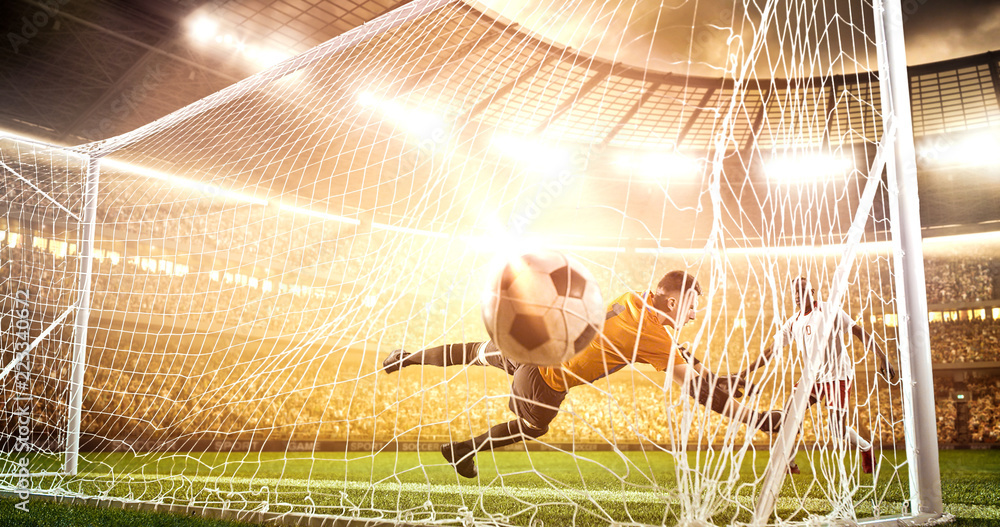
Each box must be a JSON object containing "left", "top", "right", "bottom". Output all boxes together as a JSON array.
[
  {"left": 491, "top": 133, "right": 572, "bottom": 175},
  {"left": 189, "top": 17, "right": 218, "bottom": 42},
  {"left": 461, "top": 218, "right": 552, "bottom": 260},
  {"left": 255, "top": 49, "right": 292, "bottom": 68},
  {"left": 277, "top": 203, "right": 361, "bottom": 225},
  {"left": 927, "top": 131, "right": 1000, "bottom": 166},
  {"left": 102, "top": 158, "right": 268, "bottom": 205},
  {"left": 550, "top": 243, "right": 626, "bottom": 253},
  {"left": 765, "top": 152, "right": 852, "bottom": 182},
  {"left": 357, "top": 91, "right": 379, "bottom": 108},
  {"left": 189, "top": 15, "right": 290, "bottom": 69},
  {"left": 358, "top": 92, "right": 445, "bottom": 140},
  {"left": 372, "top": 221, "right": 449, "bottom": 239},
  {"left": 615, "top": 151, "right": 702, "bottom": 180}
]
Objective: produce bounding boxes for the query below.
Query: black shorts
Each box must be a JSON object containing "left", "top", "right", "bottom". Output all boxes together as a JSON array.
[{"left": 476, "top": 341, "right": 567, "bottom": 430}]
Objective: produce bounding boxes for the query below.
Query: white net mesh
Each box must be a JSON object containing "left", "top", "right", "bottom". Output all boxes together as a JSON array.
[
  {"left": 1, "top": 138, "right": 88, "bottom": 475},
  {"left": 1, "top": 0, "right": 936, "bottom": 525}
]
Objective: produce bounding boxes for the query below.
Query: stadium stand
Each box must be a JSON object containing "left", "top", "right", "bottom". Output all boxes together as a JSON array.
[{"left": 4, "top": 161, "right": 1000, "bottom": 448}]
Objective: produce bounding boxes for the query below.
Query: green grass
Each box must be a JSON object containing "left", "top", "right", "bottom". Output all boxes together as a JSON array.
[{"left": 2, "top": 449, "right": 999, "bottom": 526}]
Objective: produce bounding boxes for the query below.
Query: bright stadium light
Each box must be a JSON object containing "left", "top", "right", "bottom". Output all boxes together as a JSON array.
[
  {"left": 102, "top": 159, "right": 268, "bottom": 206},
  {"left": 461, "top": 216, "right": 549, "bottom": 257},
  {"left": 357, "top": 92, "right": 446, "bottom": 140},
  {"left": 357, "top": 91, "right": 379, "bottom": 108},
  {"left": 490, "top": 134, "right": 572, "bottom": 175},
  {"left": 187, "top": 14, "right": 293, "bottom": 70},
  {"left": 765, "top": 153, "right": 852, "bottom": 182},
  {"left": 256, "top": 49, "right": 291, "bottom": 68},
  {"left": 926, "top": 132, "right": 1000, "bottom": 166},
  {"left": 371, "top": 222, "right": 449, "bottom": 239},
  {"left": 615, "top": 151, "right": 702, "bottom": 180},
  {"left": 189, "top": 17, "right": 218, "bottom": 42},
  {"left": 277, "top": 203, "right": 361, "bottom": 226}
]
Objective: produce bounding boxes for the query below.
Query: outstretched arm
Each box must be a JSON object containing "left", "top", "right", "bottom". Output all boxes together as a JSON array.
[
  {"left": 670, "top": 362, "right": 780, "bottom": 433},
  {"left": 852, "top": 324, "right": 896, "bottom": 381},
  {"left": 734, "top": 344, "right": 776, "bottom": 380}
]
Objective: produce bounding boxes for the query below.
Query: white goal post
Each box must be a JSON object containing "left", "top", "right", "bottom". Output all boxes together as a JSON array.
[
  {"left": 1, "top": 135, "right": 93, "bottom": 479},
  {"left": 873, "top": 0, "right": 944, "bottom": 519}
]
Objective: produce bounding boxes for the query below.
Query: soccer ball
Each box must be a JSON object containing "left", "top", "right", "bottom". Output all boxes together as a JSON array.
[{"left": 481, "top": 250, "right": 605, "bottom": 366}]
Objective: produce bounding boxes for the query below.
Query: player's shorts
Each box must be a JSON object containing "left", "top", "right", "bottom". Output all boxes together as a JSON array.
[
  {"left": 474, "top": 341, "right": 567, "bottom": 430},
  {"left": 804, "top": 379, "right": 852, "bottom": 410}
]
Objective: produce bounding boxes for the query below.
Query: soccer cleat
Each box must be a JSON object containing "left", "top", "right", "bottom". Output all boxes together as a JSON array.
[
  {"left": 382, "top": 348, "right": 409, "bottom": 374},
  {"left": 441, "top": 441, "right": 478, "bottom": 478},
  {"left": 861, "top": 448, "right": 876, "bottom": 474},
  {"left": 787, "top": 459, "right": 801, "bottom": 475},
  {"left": 755, "top": 410, "right": 784, "bottom": 434}
]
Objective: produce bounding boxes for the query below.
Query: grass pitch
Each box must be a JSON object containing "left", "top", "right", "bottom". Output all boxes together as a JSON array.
[{"left": 2, "top": 449, "right": 999, "bottom": 526}]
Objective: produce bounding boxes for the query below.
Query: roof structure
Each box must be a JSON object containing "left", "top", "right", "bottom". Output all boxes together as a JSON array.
[
  {"left": 0, "top": 0, "right": 413, "bottom": 143},
  {"left": 2, "top": 0, "right": 999, "bottom": 242}
]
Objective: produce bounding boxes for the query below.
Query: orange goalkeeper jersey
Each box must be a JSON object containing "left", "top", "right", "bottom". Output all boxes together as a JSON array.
[{"left": 538, "top": 291, "right": 684, "bottom": 392}]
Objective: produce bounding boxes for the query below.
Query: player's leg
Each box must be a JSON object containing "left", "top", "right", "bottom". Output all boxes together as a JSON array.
[
  {"left": 780, "top": 386, "right": 822, "bottom": 474},
  {"left": 824, "top": 380, "right": 876, "bottom": 473},
  {"left": 441, "top": 364, "right": 565, "bottom": 478},
  {"left": 382, "top": 341, "right": 490, "bottom": 373},
  {"left": 441, "top": 418, "right": 547, "bottom": 478}
]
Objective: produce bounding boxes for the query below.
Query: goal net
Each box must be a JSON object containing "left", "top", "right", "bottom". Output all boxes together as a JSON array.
[
  {"left": 1, "top": 0, "right": 945, "bottom": 525},
  {"left": 1, "top": 138, "right": 90, "bottom": 478}
]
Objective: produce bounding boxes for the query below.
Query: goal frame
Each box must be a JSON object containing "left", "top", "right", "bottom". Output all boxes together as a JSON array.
[
  {"left": 3, "top": 0, "right": 950, "bottom": 523},
  {"left": 874, "top": 0, "right": 945, "bottom": 520},
  {"left": 0, "top": 133, "right": 94, "bottom": 478},
  {"left": 753, "top": 0, "right": 945, "bottom": 523}
]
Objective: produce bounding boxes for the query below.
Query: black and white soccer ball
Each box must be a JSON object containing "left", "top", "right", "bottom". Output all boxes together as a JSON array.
[{"left": 481, "top": 250, "right": 604, "bottom": 366}]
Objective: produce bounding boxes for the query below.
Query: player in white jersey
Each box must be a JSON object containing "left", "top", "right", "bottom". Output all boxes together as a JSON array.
[{"left": 738, "top": 277, "right": 896, "bottom": 474}]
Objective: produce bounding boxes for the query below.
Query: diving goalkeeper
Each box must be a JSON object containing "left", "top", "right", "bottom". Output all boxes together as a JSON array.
[{"left": 382, "top": 270, "right": 783, "bottom": 478}]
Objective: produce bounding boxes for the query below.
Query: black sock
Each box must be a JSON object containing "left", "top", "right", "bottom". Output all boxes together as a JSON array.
[
  {"left": 404, "top": 342, "right": 482, "bottom": 368},
  {"left": 468, "top": 420, "right": 545, "bottom": 453}
]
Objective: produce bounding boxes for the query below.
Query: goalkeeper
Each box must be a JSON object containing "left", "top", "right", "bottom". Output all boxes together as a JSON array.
[{"left": 382, "top": 270, "right": 783, "bottom": 478}]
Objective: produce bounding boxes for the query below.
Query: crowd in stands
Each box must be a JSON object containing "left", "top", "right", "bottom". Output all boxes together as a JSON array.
[
  {"left": 5, "top": 158, "right": 1000, "bottom": 452},
  {"left": 923, "top": 241, "right": 999, "bottom": 304},
  {"left": 76, "top": 323, "right": 1000, "bottom": 449},
  {"left": 929, "top": 318, "right": 1000, "bottom": 363},
  {"left": 967, "top": 376, "right": 1000, "bottom": 443}
]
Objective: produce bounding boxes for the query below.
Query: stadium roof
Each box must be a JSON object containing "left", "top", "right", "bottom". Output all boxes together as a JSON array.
[
  {"left": 2, "top": 0, "right": 999, "bottom": 148},
  {"left": 0, "top": 0, "right": 414, "bottom": 144},
  {"left": 2, "top": 0, "right": 999, "bottom": 241}
]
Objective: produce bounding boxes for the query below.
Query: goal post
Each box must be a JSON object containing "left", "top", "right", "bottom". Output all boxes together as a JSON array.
[
  {"left": 65, "top": 155, "right": 100, "bottom": 476},
  {"left": 1, "top": 134, "right": 93, "bottom": 478},
  {"left": 875, "top": 0, "right": 944, "bottom": 519}
]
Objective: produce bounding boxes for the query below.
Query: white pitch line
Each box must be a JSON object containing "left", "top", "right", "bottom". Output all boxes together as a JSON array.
[{"left": 73, "top": 472, "right": 938, "bottom": 515}]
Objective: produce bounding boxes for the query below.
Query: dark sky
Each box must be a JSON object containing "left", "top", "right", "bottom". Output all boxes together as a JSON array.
[
  {"left": 471, "top": 0, "right": 1000, "bottom": 75},
  {"left": 901, "top": 0, "right": 1000, "bottom": 64}
]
